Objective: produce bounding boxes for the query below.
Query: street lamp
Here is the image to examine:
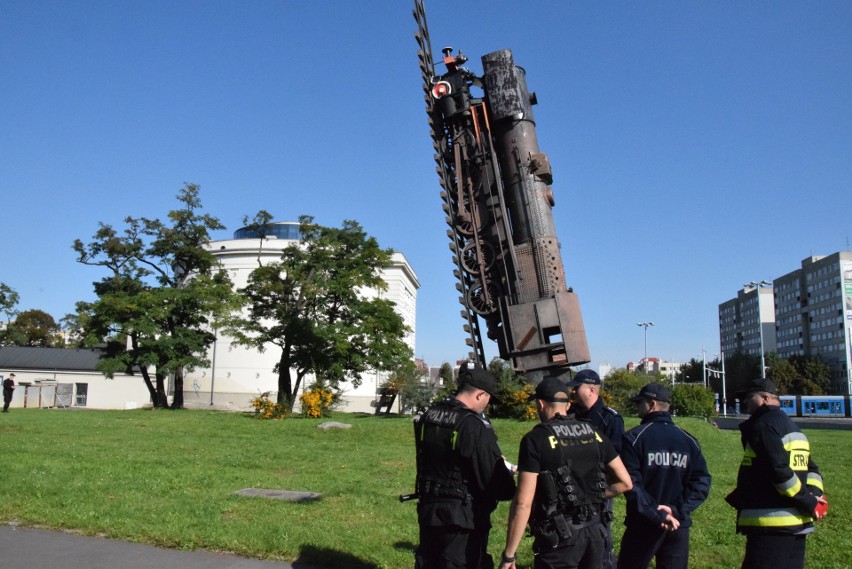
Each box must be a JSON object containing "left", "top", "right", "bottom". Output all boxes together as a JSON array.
[
  {"left": 705, "top": 352, "right": 727, "bottom": 415},
  {"left": 637, "top": 322, "right": 655, "bottom": 372},
  {"left": 744, "top": 280, "right": 772, "bottom": 379}
]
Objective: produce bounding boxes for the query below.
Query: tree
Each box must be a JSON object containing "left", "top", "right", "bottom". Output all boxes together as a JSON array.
[
  {"left": 0, "top": 282, "right": 19, "bottom": 323},
  {"left": 393, "top": 360, "right": 433, "bottom": 414},
  {"left": 59, "top": 308, "right": 89, "bottom": 348},
  {"left": 602, "top": 369, "right": 652, "bottom": 415},
  {"left": 4, "top": 309, "right": 64, "bottom": 347},
  {"left": 766, "top": 353, "right": 830, "bottom": 395},
  {"left": 671, "top": 384, "right": 716, "bottom": 417},
  {"left": 0, "top": 283, "right": 20, "bottom": 345},
  {"left": 226, "top": 215, "right": 412, "bottom": 409},
  {"left": 74, "top": 184, "right": 238, "bottom": 408},
  {"left": 679, "top": 358, "right": 705, "bottom": 384}
]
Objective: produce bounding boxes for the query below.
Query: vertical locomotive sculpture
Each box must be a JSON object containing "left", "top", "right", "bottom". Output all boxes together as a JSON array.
[{"left": 414, "top": 0, "right": 590, "bottom": 379}]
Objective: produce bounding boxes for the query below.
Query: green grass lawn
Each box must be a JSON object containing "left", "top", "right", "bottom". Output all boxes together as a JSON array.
[{"left": 0, "top": 409, "right": 848, "bottom": 568}]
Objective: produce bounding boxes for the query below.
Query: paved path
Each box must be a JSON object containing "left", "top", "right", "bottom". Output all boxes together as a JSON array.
[{"left": 0, "top": 525, "right": 300, "bottom": 569}]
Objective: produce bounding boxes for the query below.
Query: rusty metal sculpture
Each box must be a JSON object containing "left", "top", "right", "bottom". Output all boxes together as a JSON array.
[{"left": 414, "top": 0, "right": 589, "bottom": 379}]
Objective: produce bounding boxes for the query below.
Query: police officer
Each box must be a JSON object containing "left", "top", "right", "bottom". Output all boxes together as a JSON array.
[
  {"left": 414, "top": 362, "right": 516, "bottom": 569},
  {"left": 499, "top": 376, "right": 632, "bottom": 569},
  {"left": 2, "top": 373, "right": 15, "bottom": 413},
  {"left": 566, "top": 369, "right": 623, "bottom": 569},
  {"left": 725, "top": 378, "right": 827, "bottom": 569},
  {"left": 618, "top": 383, "right": 711, "bottom": 569}
]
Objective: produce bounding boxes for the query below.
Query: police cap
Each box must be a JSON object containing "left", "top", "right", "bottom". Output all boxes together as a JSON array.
[
  {"left": 529, "top": 376, "right": 571, "bottom": 403},
  {"left": 629, "top": 382, "right": 672, "bottom": 404},
  {"left": 736, "top": 377, "right": 779, "bottom": 399},
  {"left": 458, "top": 362, "right": 500, "bottom": 399}
]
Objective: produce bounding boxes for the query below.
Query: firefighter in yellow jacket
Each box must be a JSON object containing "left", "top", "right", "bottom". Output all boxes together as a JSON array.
[{"left": 726, "top": 378, "right": 828, "bottom": 569}]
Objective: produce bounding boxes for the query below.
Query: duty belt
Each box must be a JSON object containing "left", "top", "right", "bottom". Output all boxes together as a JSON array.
[{"left": 420, "top": 480, "right": 471, "bottom": 504}]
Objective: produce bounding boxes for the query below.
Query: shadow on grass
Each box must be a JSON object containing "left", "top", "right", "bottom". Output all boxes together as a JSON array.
[
  {"left": 393, "top": 540, "right": 416, "bottom": 552},
  {"left": 293, "top": 545, "right": 379, "bottom": 569}
]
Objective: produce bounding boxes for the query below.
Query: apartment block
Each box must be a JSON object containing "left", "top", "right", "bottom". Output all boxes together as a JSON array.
[{"left": 719, "top": 251, "right": 852, "bottom": 395}]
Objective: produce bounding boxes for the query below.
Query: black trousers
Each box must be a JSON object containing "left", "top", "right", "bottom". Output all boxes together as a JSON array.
[
  {"left": 533, "top": 524, "right": 606, "bottom": 569},
  {"left": 415, "top": 525, "right": 493, "bottom": 569},
  {"left": 617, "top": 523, "right": 690, "bottom": 569},
  {"left": 741, "top": 533, "right": 807, "bottom": 569}
]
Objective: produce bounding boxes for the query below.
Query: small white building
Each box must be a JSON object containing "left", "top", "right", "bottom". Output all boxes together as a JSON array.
[
  {"left": 0, "top": 346, "right": 150, "bottom": 410},
  {"left": 183, "top": 222, "right": 420, "bottom": 413}
]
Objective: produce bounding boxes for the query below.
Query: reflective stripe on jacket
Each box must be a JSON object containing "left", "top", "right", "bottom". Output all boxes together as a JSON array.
[{"left": 728, "top": 405, "right": 823, "bottom": 535}]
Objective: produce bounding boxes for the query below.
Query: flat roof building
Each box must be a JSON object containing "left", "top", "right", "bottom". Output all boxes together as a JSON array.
[{"left": 719, "top": 251, "right": 852, "bottom": 394}]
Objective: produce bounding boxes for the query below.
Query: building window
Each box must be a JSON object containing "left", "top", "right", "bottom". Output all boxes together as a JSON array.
[{"left": 75, "top": 383, "right": 88, "bottom": 407}]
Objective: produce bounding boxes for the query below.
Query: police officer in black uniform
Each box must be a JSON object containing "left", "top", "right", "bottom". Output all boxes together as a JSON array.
[
  {"left": 618, "top": 383, "right": 711, "bottom": 569},
  {"left": 566, "top": 369, "right": 623, "bottom": 569},
  {"left": 2, "top": 373, "right": 15, "bottom": 413},
  {"left": 414, "top": 362, "right": 516, "bottom": 569},
  {"left": 499, "top": 376, "right": 632, "bottom": 569}
]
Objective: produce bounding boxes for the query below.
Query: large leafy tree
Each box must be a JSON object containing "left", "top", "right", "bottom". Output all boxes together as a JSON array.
[
  {"left": 766, "top": 353, "right": 831, "bottom": 395},
  {"left": 4, "top": 309, "right": 64, "bottom": 347},
  {"left": 73, "top": 184, "right": 238, "bottom": 408},
  {"left": 226, "top": 215, "right": 412, "bottom": 409}
]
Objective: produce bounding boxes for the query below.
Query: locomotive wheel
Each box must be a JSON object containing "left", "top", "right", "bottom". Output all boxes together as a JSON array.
[
  {"left": 461, "top": 239, "right": 494, "bottom": 275},
  {"left": 466, "top": 278, "right": 499, "bottom": 316}
]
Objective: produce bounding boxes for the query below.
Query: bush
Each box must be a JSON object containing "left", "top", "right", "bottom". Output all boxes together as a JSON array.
[
  {"left": 671, "top": 383, "right": 716, "bottom": 417},
  {"left": 488, "top": 358, "right": 536, "bottom": 420},
  {"left": 299, "top": 384, "right": 335, "bottom": 418},
  {"left": 602, "top": 369, "right": 650, "bottom": 416},
  {"left": 250, "top": 391, "right": 290, "bottom": 420}
]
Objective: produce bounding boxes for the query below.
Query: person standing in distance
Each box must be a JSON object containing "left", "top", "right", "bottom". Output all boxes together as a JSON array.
[
  {"left": 565, "top": 369, "right": 624, "bottom": 569},
  {"left": 726, "top": 378, "right": 827, "bottom": 569},
  {"left": 414, "top": 361, "right": 516, "bottom": 569},
  {"left": 498, "top": 376, "right": 632, "bottom": 569},
  {"left": 2, "top": 373, "right": 15, "bottom": 413},
  {"left": 618, "top": 383, "right": 711, "bottom": 569}
]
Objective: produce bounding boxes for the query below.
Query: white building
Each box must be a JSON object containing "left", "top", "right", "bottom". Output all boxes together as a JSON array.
[
  {"left": 0, "top": 346, "right": 150, "bottom": 410},
  {"left": 183, "top": 222, "right": 420, "bottom": 412}
]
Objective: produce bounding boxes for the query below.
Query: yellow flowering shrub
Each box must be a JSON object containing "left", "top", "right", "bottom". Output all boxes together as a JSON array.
[
  {"left": 299, "top": 385, "right": 335, "bottom": 418},
  {"left": 250, "top": 392, "right": 289, "bottom": 420},
  {"left": 493, "top": 382, "right": 537, "bottom": 420}
]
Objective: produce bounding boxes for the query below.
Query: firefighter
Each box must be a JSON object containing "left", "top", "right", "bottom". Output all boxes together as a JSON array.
[
  {"left": 726, "top": 378, "right": 828, "bottom": 569},
  {"left": 414, "top": 362, "right": 516, "bottom": 569},
  {"left": 566, "top": 369, "right": 624, "bottom": 569},
  {"left": 498, "top": 376, "right": 632, "bottom": 569},
  {"left": 617, "top": 383, "right": 711, "bottom": 569}
]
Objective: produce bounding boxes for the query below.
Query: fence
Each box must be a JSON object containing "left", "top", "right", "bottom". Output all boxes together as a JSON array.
[{"left": 18, "top": 382, "right": 74, "bottom": 409}]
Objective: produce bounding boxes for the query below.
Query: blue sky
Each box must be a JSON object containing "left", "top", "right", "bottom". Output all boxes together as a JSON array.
[{"left": 2, "top": 1, "right": 850, "bottom": 373}]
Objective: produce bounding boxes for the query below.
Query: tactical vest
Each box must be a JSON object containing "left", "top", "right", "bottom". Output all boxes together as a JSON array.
[
  {"left": 530, "top": 418, "right": 608, "bottom": 548},
  {"left": 414, "top": 400, "right": 477, "bottom": 505}
]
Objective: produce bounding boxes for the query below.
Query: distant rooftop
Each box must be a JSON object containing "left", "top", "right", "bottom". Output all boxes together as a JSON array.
[
  {"left": 233, "top": 222, "right": 301, "bottom": 241},
  {"left": 0, "top": 346, "right": 104, "bottom": 372}
]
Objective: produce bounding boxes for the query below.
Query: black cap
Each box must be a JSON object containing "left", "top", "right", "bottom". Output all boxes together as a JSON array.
[
  {"left": 458, "top": 362, "right": 499, "bottom": 399},
  {"left": 566, "top": 369, "right": 601, "bottom": 387},
  {"left": 630, "top": 382, "right": 672, "bottom": 404},
  {"left": 529, "top": 376, "right": 571, "bottom": 403},
  {"left": 736, "top": 378, "right": 779, "bottom": 399}
]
